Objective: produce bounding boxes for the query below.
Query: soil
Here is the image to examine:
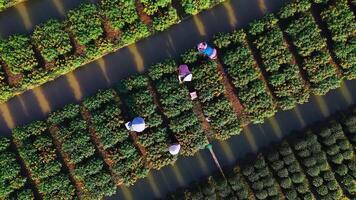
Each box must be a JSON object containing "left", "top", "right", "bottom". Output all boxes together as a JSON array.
[
  {"left": 278, "top": 21, "right": 311, "bottom": 91},
  {"left": 0, "top": 59, "right": 23, "bottom": 86},
  {"left": 10, "top": 140, "right": 42, "bottom": 199},
  {"left": 66, "top": 28, "right": 85, "bottom": 56},
  {"left": 48, "top": 126, "right": 84, "bottom": 198},
  {"left": 172, "top": 0, "right": 187, "bottom": 19},
  {"left": 244, "top": 35, "right": 279, "bottom": 108},
  {"left": 215, "top": 59, "right": 248, "bottom": 125},
  {"left": 101, "top": 18, "right": 121, "bottom": 41},
  {"left": 80, "top": 106, "right": 123, "bottom": 185},
  {"left": 310, "top": 4, "right": 344, "bottom": 78},
  {"left": 191, "top": 100, "right": 214, "bottom": 139},
  {"left": 112, "top": 90, "right": 149, "bottom": 158},
  {"left": 135, "top": 0, "right": 152, "bottom": 25}
]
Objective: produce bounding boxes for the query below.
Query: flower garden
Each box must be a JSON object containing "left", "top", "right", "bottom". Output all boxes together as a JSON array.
[{"left": 0, "top": 0, "right": 355, "bottom": 199}]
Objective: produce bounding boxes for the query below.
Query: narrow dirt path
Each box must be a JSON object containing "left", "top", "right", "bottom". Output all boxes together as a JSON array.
[
  {"left": 80, "top": 106, "right": 123, "bottom": 185},
  {"left": 310, "top": 4, "right": 344, "bottom": 78},
  {"left": 48, "top": 126, "right": 84, "bottom": 199},
  {"left": 215, "top": 58, "right": 248, "bottom": 125}
]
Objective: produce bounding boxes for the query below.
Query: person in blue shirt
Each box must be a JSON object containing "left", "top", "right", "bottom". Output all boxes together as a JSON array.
[{"left": 197, "top": 42, "right": 217, "bottom": 59}]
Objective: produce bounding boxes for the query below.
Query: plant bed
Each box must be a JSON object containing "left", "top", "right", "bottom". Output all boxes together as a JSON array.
[
  {"left": 119, "top": 75, "right": 177, "bottom": 169},
  {"left": 181, "top": 50, "right": 242, "bottom": 140},
  {"left": 180, "top": 0, "right": 225, "bottom": 15},
  {"left": 0, "top": 35, "right": 38, "bottom": 86},
  {"left": 280, "top": 10, "right": 341, "bottom": 95},
  {"left": 47, "top": 104, "right": 116, "bottom": 199},
  {"left": 12, "top": 121, "right": 77, "bottom": 199},
  {"left": 213, "top": 30, "right": 277, "bottom": 124},
  {"left": 0, "top": 137, "right": 35, "bottom": 200},
  {"left": 265, "top": 141, "right": 315, "bottom": 200},
  {"left": 291, "top": 132, "right": 343, "bottom": 199},
  {"left": 314, "top": 121, "right": 356, "bottom": 196},
  {"left": 320, "top": 0, "right": 356, "bottom": 79},
  {"left": 138, "top": 0, "right": 180, "bottom": 32},
  {"left": 82, "top": 89, "right": 149, "bottom": 186},
  {"left": 247, "top": 14, "right": 309, "bottom": 110},
  {"left": 148, "top": 60, "right": 209, "bottom": 156},
  {"left": 168, "top": 106, "right": 355, "bottom": 199}
]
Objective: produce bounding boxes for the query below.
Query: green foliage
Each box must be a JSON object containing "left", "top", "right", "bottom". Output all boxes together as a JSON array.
[
  {"left": 277, "top": 0, "right": 311, "bottom": 19},
  {"left": 32, "top": 20, "right": 72, "bottom": 62},
  {"left": 283, "top": 12, "right": 341, "bottom": 95},
  {"left": 152, "top": 7, "right": 179, "bottom": 31},
  {"left": 181, "top": 0, "right": 224, "bottom": 15},
  {"left": 99, "top": 0, "right": 139, "bottom": 30},
  {"left": 216, "top": 30, "right": 276, "bottom": 123},
  {"left": 0, "top": 35, "right": 38, "bottom": 75},
  {"left": 0, "top": 138, "right": 32, "bottom": 199},
  {"left": 321, "top": 0, "right": 356, "bottom": 79},
  {"left": 67, "top": 3, "right": 103, "bottom": 45},
  {"left": 251, "top": 21, "right": 309, "bottom": 110}
]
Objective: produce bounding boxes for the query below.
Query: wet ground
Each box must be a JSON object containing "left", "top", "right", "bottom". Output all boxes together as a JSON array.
[{"left": 0, "top": 0, "right": 355, "bottom": 199}]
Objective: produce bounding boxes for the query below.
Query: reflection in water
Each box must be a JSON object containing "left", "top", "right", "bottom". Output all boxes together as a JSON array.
[
  {"left": 243, "top": 127, "right": 258, "bottom": 152},
  {"left": 218, "top": 140, "right": 236, "bottom": 163},
  {"left": 268, "top": 117, "right": 282, "bottom": 139},
  {"left": 294, "top": 105, "right": 306, "bottom": 127},
  {"left": 340, "top": 80, "right": 353, "bottom": 104},
  {"left": 195, "top": 151, "right": 210, "bottom": 174},
  {"left": 128, "top": 45, "right": 145, "bottom": 73},
  {"left": 207, "top": 144, "right": 225, "bottom": 178},
  {"left": 66, "top": 72, "right": 83, "bottom": 100},
  {"left": 32, "top": 87, "right": 51, "bottom": 114},
  {"left": 97, "top": 58, "right": 111, "bottom": 85},
  {"left": 52, "top": 0, "right": 65, "bottom": 16},
  {"left": 147, "top": 173, "right": 161, "bottom": 198},
  {"left": 314, "top": 95, "right": 330, "bottom": 117},
  {"left": 171, "top": 165, "right": 185, "bottom": 186},
  {"left": 15, "top": 4, "right": 32, "bottom": 30},
  {"left": 192, "top": 15, "right": 206, "bottom": 36},
  {"left": 223, "top": 1, "right": 238, "bottom": 27},
  {"left": 0, "top": 104, "right": 15, "bottom": 129},
  {"left": 119, "top": 185, "right": 134, "bottom": 200},
  {"left": 257, "top": 0, "right": 268, "bottom": 14},
  {"left": 18, "top": 96, "right": 30, "bottom": 117}
]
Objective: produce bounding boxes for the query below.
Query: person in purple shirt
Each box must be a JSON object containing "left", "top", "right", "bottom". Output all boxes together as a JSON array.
[
  {"left": 197, "top": 42, "right": 217, "bottom": 59},
  {"left": 178, "top": 64, "right": 197, "bottom": 100}
]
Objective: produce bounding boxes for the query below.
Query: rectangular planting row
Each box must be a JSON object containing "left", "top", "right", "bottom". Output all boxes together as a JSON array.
[
  {"left": 0, "top": 0, "right": 227, "bottom": 104},
  {"left": 168, "top": 106, "right": 356, "bottom": 199},
  {"left": 82, "top": 89, "right": 148, "bottom": 186},
  {"left": 247, "top": 14, "right": 309, "bottom": 110},
  {"left": 279, "top": 9, "right": 340, "bottom": 95},
  {"left": 147, "top": 60, "right": 209, "bottom": 156},
  {"left": 119, "top": 75, "right": 177, "bottom": 169},
  {"left": 0, "top": 137, "right": 35, "bottom": 199},
  {"left": 182, "top": 50, "right": 243, "bottom": 140},
  {"left": 12, "top": 121, "right": 77, "bottom": 199},
  {"left": 47, "top": 104, "right": 116, "bottom": 199},
  {"left": 213, "top": 30, "right": 277, "bottom": 123},
  {"left": 319, "top": 0, "right": 356, "bottom": 79}
]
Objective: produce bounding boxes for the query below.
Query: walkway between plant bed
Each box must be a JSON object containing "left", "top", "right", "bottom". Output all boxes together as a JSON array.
[
  {"left": 108, "top": 80, "right": 356, "bottom": 200},
  {"left": 0, "top": 0, "right": 287, "bottom": 134}
]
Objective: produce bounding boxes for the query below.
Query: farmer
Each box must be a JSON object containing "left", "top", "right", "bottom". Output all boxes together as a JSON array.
[
  {"left": 178, "top": 64, "right": 197, "bottom": 100},
  {"left": 178, "top": 64, "right": 193, "bottom": 83},
  {"left": 125, "top": 117, "right": 146, "bottom": 132},
  {"left": 197, "top": 42, "right": 217, "bottom": 59},
  {"left": 169, "top": 139, "right": 181, "bottom": 155}
]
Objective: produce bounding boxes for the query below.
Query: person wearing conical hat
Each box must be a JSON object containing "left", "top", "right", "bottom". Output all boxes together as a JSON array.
[{"left": 125, "top": 117, "right": 146, "bottom": 132}]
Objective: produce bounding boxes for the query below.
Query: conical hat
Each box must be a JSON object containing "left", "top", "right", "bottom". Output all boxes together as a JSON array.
[
  {"left": 169, "top": 143, "right": 181, "bottom": 155},
  {"left": 127, "top": 117, "right": 146, "bottom": 132}
]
